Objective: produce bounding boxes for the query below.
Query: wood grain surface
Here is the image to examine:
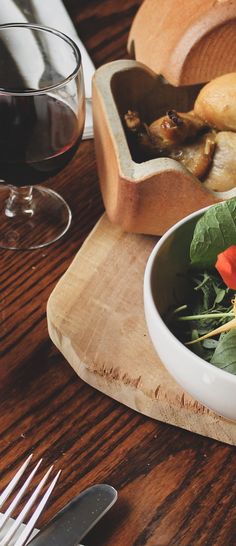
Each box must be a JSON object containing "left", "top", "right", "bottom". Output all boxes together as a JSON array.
[
  {"left": 47, "top": 213, "right": 236, "bottom": 447},
  {"left": 1, "top": 2, "right": 236, "bottom": 545}
]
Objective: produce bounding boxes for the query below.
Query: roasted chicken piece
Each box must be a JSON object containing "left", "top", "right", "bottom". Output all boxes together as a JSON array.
[
  {"left": 148, "top": 110, "right": 208, "bottom": 147},
  {"left": 124, "top": 110, "right": 166, "bottom": 159},
  {"left": 124, "top": 109, "right": 215, "bottom": 177},
  {"left": 124, "top": 109, "right": 208, "bottom": 150},
  {"left": 124, "top": 110, "right": 142, "bottom": 132},
  {"left": 170, "top": 132, "right": 216, "bottom": 179},
  {"left": 203, "top": 131, "right": 236, "bottom": 192}
]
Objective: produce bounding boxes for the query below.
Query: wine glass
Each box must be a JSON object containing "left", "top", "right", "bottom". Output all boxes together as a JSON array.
[{"left": 0, "top": 23, "right": 85, "bottom": 250}]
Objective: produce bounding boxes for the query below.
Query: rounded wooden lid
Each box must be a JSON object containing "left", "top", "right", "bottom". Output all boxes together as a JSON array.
[{"left": 128, "top": 0, "right": 236, "bottom": 85}]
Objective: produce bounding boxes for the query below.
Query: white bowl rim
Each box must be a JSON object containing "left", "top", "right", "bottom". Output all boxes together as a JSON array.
[{"left": 144, "top": 203, "right": 236, "bottom": 385}]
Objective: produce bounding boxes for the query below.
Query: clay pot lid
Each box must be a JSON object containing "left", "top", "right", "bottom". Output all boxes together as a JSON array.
[{"left": 128, "top": 0, "right": 236, "bottom": 86}]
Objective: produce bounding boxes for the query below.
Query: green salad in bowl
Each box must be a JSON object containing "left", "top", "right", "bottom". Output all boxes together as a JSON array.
[
  {"left": 144, "top": 198, "right": 236, "bottom": 420},
  {"left": 169, "top": 198, "right": 236, "bottom": 374}
]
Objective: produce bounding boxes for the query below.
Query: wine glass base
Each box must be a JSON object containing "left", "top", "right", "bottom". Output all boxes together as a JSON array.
[{"left": 0, "top": 186, "right": 72, "bottom": 250}]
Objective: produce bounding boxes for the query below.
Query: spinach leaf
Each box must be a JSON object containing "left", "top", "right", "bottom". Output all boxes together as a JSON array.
[
  {"left": 210, "top": 329, "right": 236, "bottom": 374},
  {"left": 203, "top": 339, "right": 218, "bottom": 349},
  {"left": 190, "top": 199, "right": 236, "bottom": 268},
  {"left": 192, "top": 270, "right": 231, "bottom": 314},
  {"left": 168, "top": 268, "right": 235, "bottom": 371},
  {"left": 190, "top": 329, "right": 214, "bottom": 361}
]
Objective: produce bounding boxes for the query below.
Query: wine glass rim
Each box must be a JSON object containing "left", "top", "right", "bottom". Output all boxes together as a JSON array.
[{"left": 0, "top": 22, "right": 82, "bottom": 96}]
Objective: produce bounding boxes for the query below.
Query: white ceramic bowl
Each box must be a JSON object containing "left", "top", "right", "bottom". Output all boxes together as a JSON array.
[{"left": 144, "top": 206, "right": 236, "bottom": 421}]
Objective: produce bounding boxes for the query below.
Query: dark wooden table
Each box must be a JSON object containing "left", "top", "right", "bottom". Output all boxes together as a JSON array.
[{"left": 1, "top": 1, "right": 236, "bottom": 545}]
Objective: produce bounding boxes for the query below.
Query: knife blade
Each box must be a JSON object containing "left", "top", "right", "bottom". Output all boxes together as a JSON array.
[{"left": 27, "top": 484, "right": 117, "bottom": 545}]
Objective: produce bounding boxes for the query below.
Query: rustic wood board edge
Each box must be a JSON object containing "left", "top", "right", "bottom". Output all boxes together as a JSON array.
[{"left": 47, "top": 214, "right": 236, "bottom": 447}]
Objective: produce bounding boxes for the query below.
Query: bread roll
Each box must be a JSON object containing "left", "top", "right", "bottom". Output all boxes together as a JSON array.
[{"left": 194, "top": 73, "right": 236, "bottom": 131}]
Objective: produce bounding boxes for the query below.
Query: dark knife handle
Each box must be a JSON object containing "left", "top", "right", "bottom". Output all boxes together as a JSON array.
[{"left": 27, "top": 484, "right": 117, "bottom": 545}]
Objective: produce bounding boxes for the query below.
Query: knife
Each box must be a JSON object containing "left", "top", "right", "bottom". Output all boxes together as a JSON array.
[{"left": 27, "top": 484, "right": 117, "bottom": 545}]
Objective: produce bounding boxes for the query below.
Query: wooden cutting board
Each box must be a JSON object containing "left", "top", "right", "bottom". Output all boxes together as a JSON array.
[{"left": 47, "top": 214, "right": 236, "bottom": 446}]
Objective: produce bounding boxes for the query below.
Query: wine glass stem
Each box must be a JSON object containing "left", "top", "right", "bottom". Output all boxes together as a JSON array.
[{"left": 5, "top": 186, "right": 34, "bottom": 218}]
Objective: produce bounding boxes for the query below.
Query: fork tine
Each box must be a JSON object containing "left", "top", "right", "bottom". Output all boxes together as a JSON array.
[
  {"left": 0, "top": 465, "right": 55, "bottom": 546},
  {"left": 14, "top": 470, "right": 61, "bottom": 546},
  {"left": 0, "top": 459, "right": 43, "bottom": 532},
  {"left": 0, "top": 455, "right": 33, "bottom": 510}
]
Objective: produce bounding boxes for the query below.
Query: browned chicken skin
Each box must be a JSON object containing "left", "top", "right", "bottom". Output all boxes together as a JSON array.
[
  {"left": 148, "top": 110, "right": 208, "bottom": 147},
  {"left": 124, "top": 109, "right": 216, "bottom": 178},
  {"left": 170, "top": 132, "right": 216, "bottom": 179}
]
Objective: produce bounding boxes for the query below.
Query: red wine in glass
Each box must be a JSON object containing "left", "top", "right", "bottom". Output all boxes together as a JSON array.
[
  {"left": 0, "top": 23, "right": 85, "bottom": 250},
  {"left": 0, "top": 94, "right": 82, "bottom": 187}
]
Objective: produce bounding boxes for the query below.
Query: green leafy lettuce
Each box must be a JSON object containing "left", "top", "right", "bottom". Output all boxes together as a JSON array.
[
  {"left": 190, "top": 198, "right": 236, "bottom": 268},
  {"left": 167, "top": 198, "right": 236, "bottom": 375}
]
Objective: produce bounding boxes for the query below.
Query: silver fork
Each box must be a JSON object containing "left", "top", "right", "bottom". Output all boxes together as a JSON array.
[{"left": 0, "top": 454, "right": 61, "bottom": 546}]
